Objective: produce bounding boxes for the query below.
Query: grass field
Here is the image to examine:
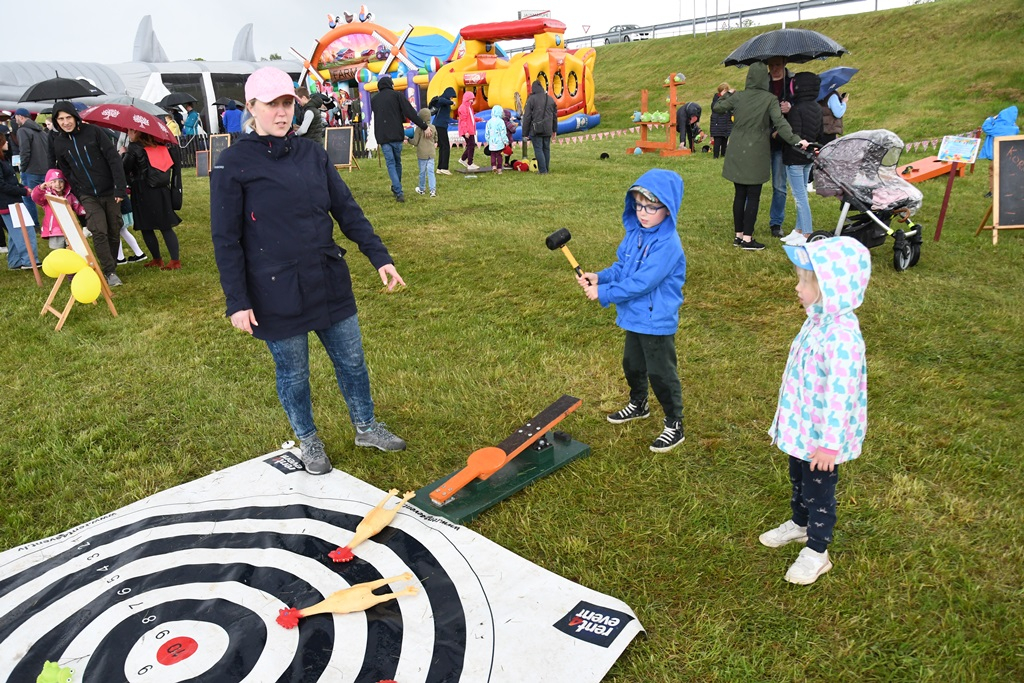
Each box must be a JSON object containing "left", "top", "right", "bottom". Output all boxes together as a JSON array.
[{"left": 3, "top": 0, "right": 1023, "bottom": 679}]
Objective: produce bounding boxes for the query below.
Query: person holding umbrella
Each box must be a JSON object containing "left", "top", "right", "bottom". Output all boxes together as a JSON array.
[
  {"left": 50, "top": 101, "right": 127, "bottom": 286},
  {"left": 713, "top": 63, "right": 808, "bottom": 251},
  {"left": 121, "top": 130, "right": 182, "bottom": 270}
]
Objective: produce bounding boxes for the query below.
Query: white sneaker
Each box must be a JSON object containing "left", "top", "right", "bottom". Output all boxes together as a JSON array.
[
  {"left": 467, "top": 163, "right": 480, "bottom": 171},
  {"left": 781, "top": 231, "right": 808, "bottom": 245},
  {"left": 429, "top": 190, "right": 436, "bottom": 197},
  {"left": 437, "top": 169, "right": 451, "bottom": 175},
  {"left": 457, "top": 159, "right": 468, "bottom": 168},
  {"left": 784, "top": 547, "right": 832, "bottom": 585},
  {"left": 82, "top": 228, "right": 93, "bottom": 238},
  {"left": 807, "top": 182, "right": 815, "bottom": 193},
  {"left": 415, "top": 186, "right": 425, "bottom": 195},
  {"left": 759, "top": 520, "right": 808, "bottom": 548},
  {"left": 0, "top": 246, "right": 7, "bottom": 254}
]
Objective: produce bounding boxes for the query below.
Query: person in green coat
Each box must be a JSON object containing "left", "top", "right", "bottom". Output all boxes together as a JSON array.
[{"left": 713, "top": 62, "right": 807, "bottom": 251}]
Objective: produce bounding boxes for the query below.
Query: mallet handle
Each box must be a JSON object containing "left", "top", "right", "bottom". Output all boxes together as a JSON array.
[{"left": 559, "top": 246, "right": 590, "bottom": 284}]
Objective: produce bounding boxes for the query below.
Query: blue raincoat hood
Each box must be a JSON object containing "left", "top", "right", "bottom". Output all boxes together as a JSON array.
[
  {"left": 980, "top": 105, "right": 1019, "bottom": 160},
  {"left": 622, "top": 168, "right": 684, "bottom": 235}
]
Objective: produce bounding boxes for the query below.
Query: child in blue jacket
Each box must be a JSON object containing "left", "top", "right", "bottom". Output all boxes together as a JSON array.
[{"left": 578, "top": 169, "right": 687, "bottom": 452}]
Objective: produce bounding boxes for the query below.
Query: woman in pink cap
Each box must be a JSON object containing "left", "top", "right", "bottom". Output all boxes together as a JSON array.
[{"left": 211, "top": 66, "right": 408, "bottom": 476}]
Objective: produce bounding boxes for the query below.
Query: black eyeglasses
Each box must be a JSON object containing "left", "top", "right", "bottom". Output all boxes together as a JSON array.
[{"left": 634, "top": 203, "right": 666, "bottom": 215}]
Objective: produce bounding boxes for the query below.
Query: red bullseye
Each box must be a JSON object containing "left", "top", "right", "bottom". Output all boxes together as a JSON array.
[{"left": 156, "top": 636, "right": 198, "bottom": 665}]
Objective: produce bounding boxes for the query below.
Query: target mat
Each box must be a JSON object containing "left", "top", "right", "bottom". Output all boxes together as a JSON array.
[{"left": 0, "top": 449, "right": 643, "bottom": 682}]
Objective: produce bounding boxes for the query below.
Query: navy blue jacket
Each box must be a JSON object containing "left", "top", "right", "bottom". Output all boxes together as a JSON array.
[
  {"left": 210, "top": 132, "right": 394, "bottom": 341},
  {"left": 431, "top": 87, "right": 457, "bottom": 128}
]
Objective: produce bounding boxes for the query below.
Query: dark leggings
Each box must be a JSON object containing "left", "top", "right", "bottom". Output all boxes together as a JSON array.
[
  {"left": 460, "top": 135, "right": 476, "bottom": 165},
  {"left": 733, "top": 183, "right": 763, "bottom": 236},
  {"left": 142, "top": 229, "right": 180, "bottom": 261},
  {"left": 713, "top": 136, "right": 728, "bottom": 158},
  {"left": 435, "top": 124, "right": 450, "bottom": 170}
]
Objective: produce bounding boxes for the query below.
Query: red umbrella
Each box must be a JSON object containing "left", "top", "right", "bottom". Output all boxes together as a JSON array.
[{"left": 79, "top": 103, "right": 177, "bottom": 144}]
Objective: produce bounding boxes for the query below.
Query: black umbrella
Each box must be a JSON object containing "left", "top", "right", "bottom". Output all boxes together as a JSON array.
[
  {"left": 20, "top": 77, "right": 105, "bottom": 102},
  {"left": 214, "top": 96, "right": 233, "bottom": 106},
  {"left": 723, "top": 28, "right": 848, "bottom": 66},
  {"left": 159, "top": 92, "right": 198, "bottom": 107},
  {"left": 76, "top": 79, "right": 105, "bottom": 97}
]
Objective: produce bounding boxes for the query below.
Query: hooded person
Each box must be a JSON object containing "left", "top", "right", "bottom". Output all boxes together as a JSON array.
[
  {"left": 763, "top": 235, "right": 871, "bottom": 585},
  {"left": 576, "top": 169, "right": 688, "bottom": 453},
  {"left": 521, "top": 80, "right": 558, "bottom": 174},
  {"left": 429, "top": 86, "right": 457, "bottom": 174},
  {"left": 979, "top": 105, "right": 1019, "bottom": 160},
  {"left": 50, "top": 100, "right": 128, "bottom": 285},
  {"left": 31, "top": 168, "right": 86, "bottom": 250},
  {"left": 484, "top": 105, "right": 509, "bottom": 173},
  {"left": 781, "top": 72, "right": 823, "bottom": 244},
  {"left": 676, "top": 101, "right": 703, "bottom": 152},
  {"left": 712, "top": 63, "right": 806, "bottom": 250},
  {"left": 222, "top": 99, "right": 243, "bottom": 134},
  {"left": 370, "top": 75, "right": 431, "bottom": 202},
  {"left": 456, "top": 90, "right": 478, "bottom": 170},
  {"left": 411, "top": 107, "right": 437, "bottom": 196}
]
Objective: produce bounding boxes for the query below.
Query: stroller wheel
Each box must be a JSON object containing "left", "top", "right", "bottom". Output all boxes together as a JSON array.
[
  {"left": 893, "top": 241, "right": 912, "bottom": 272},
  {"left": 807, "top": 230, "right": 834, "bottom": 243},
  {"left": 909, "top": 242, "right": 922, "bottom": 268}
]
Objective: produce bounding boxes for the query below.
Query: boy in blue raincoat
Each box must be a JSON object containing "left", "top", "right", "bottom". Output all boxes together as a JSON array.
[{"left": 577, "top": 169, "right": 687, "bottom": 452}]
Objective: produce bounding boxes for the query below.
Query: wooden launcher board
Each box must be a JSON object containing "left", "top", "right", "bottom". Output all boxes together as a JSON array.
[{"left": 413, "top": 395, "right": 589, "bottom": 524}]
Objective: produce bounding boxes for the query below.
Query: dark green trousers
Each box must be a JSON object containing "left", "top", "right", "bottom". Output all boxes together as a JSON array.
[{"left": 623, "top": 331, "right": 683, "bottom": 423}]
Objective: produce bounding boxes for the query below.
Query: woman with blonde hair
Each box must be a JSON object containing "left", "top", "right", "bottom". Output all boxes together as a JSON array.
[{"left": 709, "top": 82, "right": 734, "bottom": 159}]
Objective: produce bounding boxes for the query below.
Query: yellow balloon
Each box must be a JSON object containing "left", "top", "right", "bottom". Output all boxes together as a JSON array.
[
  {"left": 42, "top": 248, "right": 88, "bottom": 278},
  {"left": 70, "top": 267, "right": 101, "bottom": 304}
]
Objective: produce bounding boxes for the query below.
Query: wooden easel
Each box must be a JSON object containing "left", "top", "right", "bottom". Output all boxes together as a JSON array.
[
  {"left": 7, "top": 202, "right": 42, "bottom": 286},
  {"left": 39, "top": 196, "right": 117, "bottom": 331}
]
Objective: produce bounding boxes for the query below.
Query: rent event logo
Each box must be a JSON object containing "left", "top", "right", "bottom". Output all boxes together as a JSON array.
[
  {"left": 265, "top": 452, "right": 306, "bottom": 474},
  {"left": 553, "top": 600, "right": 633, "bottom": 647}
]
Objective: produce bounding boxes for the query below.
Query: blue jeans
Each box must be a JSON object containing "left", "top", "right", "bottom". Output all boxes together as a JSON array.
[
  {"left": 786, "top": 164, "right": 813, "bottom": 235},
  {"left": 21, "top": 172, "right": 45, "bottom": 226},
  {"left": 418, "top": 158, "right": 435, "bottom": 192},
  {"left": 264, "top": 314, "right": 375, "bottom": 441},
  {"left": 769, "top": 147, "right": 788, "bottom": 227},
  {"left": 532, "top": 136, "right": 552, "bottom": 173},
  {"left": 3, "top": 213, "right": 38, "bottom": 269},
  {"left": 380, "top": 141, "right": 404, "bottom": 197}
]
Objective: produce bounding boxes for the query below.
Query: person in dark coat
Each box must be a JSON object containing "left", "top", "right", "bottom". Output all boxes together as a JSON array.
[
  {"left": 122, "top": 130, "right": 183, "bottom": 269},
  {"left": 0, "top": 135, "right": 34, "bottom": 269},
  {"left": 211, "top": 66, "right": 408, "bottom": 476},
  {"left": 781, "top": 72, "right": 823, "bottom": 244},
  {"left": 430, "top": 86, "right": 457, "bottom": 175},
  {"left": 709, "top": 83, "right": 734, "bottom": 158},
  {"left": 50, "top": 100, "right": 128, "bottom": 285},
  {"left": 676, "top": 102, "right": 702, "bottom": 152},
  {"left": 712, "top": 63, "right": 807, "bottom": 251},
  {"left": 371, "top": 75, "right": 431, "bottom": 202},
  {"left": 767, "top": 57, "right": 795, "bottom": 238},
  {"left": 521, "top": 80, "right": 558, "bottom": 174},
  {"left": 14, "top": 109, "right": 50, "bottom": 225}
]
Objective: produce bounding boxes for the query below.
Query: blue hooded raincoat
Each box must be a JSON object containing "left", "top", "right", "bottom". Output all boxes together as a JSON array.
[{"left": 596, "top": 169, "right": 686, "bottom": 336}]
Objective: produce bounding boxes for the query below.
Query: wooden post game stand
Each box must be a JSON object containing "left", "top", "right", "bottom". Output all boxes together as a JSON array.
[
  {"left": 7, "top": 202, "right": 42, "bottom": 287},
  {"left": 411, "top": 394, "right": 590, "bottom": 524},
  {"left": 976, "top": 135, "right": 1024, "bottom": 244},
  {"left": 325, "top": 126, "right": 359, "bottom": 172},
  {"left": 628, "top": 73, "right": 690, "bottom": 157},
  {"left": 39, "top": 196, "right": 117, "bottom": 331}
]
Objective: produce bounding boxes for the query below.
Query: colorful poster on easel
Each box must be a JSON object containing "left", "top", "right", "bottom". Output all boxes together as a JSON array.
[{"left": 937, "top": 135, "right": 981, "bottom": 164}]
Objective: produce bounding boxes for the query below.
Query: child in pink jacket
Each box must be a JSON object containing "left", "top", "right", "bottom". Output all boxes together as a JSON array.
[
  {"left": 457, "top": 91, "right": 479, "bottom": 170},
  {"left": 31, "top": 168, "right": 85, "bottom": 250}
]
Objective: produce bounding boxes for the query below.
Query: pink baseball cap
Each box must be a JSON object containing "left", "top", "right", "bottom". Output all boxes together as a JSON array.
[{"left": 244, "top": 67, "right": 296, "bottom": 103}]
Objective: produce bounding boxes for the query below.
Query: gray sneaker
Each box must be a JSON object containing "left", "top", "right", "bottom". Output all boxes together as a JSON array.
[
  {"left": 107, "top": 273, "right": 123, "bottom": 287},
  {"left": 298, "top": 435, "right": 332, "bottom": 475},
  {"left": 354, "top": 421, "right": 407, "bottom": 452}
]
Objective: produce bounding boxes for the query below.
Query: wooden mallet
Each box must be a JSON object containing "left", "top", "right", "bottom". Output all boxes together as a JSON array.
[{"left": 546, "top": 228, "right": 590, "bottom": 284}]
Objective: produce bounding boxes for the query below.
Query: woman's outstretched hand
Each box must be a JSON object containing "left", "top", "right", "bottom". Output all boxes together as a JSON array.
[{"left": 378, "top": 264, "right": 406, "bottom": 292}]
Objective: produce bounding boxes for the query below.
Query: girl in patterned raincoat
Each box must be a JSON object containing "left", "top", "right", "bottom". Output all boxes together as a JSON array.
[{"left": 760, "top": 236, "right": 871, "bottom": 585}]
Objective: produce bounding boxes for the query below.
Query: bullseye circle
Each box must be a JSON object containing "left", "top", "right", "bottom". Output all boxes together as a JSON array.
[
  {"left": 124, "top": 620, "right": 229, "bottom": 682},
  {"left": 156, "top": 636, "right": 198, "bottom": 664}
]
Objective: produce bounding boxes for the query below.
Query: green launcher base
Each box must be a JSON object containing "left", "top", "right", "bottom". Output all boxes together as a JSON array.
[{"left": 411, "top": 433, "right": 590, "bottom": 525}]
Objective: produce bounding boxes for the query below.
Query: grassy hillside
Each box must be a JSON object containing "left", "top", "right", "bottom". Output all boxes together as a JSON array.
[{"left": 592, "top": 0, "right": 1024, "bottom": 141}]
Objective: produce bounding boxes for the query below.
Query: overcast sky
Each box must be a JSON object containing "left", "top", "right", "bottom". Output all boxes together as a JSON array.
[{"left": 9, "top": 0, "right": 914, "bottom": 63}]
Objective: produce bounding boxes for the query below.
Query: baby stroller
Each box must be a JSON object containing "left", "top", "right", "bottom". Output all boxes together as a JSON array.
[{"left": 811, "top": 129, "right": 925, "bottom": 271}]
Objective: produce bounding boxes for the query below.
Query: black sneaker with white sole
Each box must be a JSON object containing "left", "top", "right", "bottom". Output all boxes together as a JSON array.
[
  {"left": 741, "top": 239, "right": 766, "bottom": 251},
  {"left": 607, "top": 399, "right": 650, "bottom": 424},
  {"left": 733, "top": 237, "right": 743, "bottom": 247},
  {"left": 650, "top": 419, "right": 685, "bottom": 452}
]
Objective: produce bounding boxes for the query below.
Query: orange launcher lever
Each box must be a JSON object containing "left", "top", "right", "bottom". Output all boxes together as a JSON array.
[{"left": 429, "top": 395, "right": 582, "bottom": 506}]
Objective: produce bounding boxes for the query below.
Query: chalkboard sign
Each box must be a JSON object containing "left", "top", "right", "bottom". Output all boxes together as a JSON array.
[
  {"left": 995, "top": 135, "right": 1024, "bottom": 228},
  {"left": 325, "top": 126, "right": 356, "bottom": 171},
  {"left": 209, "top": 134, "right": 231, "bottom": 173},
  {"left": 195, "top": 150, "right": 209, "bottom": 178}
]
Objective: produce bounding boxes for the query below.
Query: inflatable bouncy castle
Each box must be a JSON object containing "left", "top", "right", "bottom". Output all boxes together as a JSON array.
[{"left": 294, "top": 10, "right": 600, "bottom": 144}]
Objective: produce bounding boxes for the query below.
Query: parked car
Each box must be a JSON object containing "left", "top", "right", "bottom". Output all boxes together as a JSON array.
[{"left": 605, "top": 25, "right": 651, "bottom": 44}]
